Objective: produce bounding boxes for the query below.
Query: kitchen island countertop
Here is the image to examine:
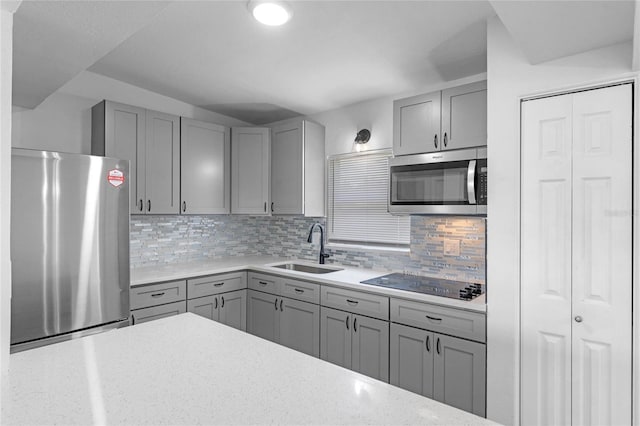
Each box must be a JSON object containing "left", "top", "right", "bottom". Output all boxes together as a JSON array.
[
  {"left": 131, "top": 256, "right": 487, "bottom": 312},
  {"left": 1, "top": 313, "right": 497, "bottom": 425}
]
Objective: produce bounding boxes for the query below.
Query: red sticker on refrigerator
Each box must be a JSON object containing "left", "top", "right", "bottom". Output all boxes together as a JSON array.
[{"left": 107, "top": 169, "right": 124, "bottom": 187}]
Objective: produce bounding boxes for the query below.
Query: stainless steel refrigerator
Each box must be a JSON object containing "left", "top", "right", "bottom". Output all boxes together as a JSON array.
[{"left": 10, "top": 148, "right": 130, "bottom": 351}]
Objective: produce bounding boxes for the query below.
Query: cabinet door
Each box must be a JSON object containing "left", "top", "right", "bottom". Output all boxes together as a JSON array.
[
  {"left": 219, "top": 290, "right": 247, "bottom": 332},
  {"left": 389, "top": 323, "right": 434, "bottom": 398},
  {"left": 441, "top": 81, "right": 486, "bottom": 151},
  {"left": 145, "top": 110, "right": 180, "bottom": 214},
  {"left": 393, "top": 92, "right": 441, "bottom": 155},
  {"left": 181, "top": 118, "right": 230, "bottom": 214},
  {"left": 231, "top": 127, "right": 270, "bottom": 215},
  {"left": 187, "top": 295, "right": 220, "bottom": 321},
  {"left": 433, "top": 333, "right": 486, "bottom": 417},
  {"left": 246, "top": 290, "right": 279, "bottom": 343},
  {"left": 279, "top": 297, "right": 320, "bottom": 357},
  {"left": 320, "top": 307, "right": 352, "bottom": 370},
  {"left": 271, "top": 121, "right": 303, "bottom": 214},
  {"left": 104, "top": 101, "right": 146, "bottom": 214},
  {"left": 351, "top": 314, "right": 389, "bottom": 382}
]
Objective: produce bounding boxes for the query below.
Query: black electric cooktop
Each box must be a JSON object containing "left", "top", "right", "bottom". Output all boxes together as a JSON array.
[{"left": 360, "top": 273, "right": 484, "bottom": 301}]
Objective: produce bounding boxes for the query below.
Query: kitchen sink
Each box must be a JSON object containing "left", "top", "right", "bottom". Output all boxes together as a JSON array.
[{"left": 271, "top": 263, "right": 343, "bottom": 274}]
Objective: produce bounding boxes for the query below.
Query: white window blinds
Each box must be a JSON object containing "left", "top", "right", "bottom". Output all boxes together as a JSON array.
[{"left": 327, "top": 150, "right": 410, "bottom": 246}]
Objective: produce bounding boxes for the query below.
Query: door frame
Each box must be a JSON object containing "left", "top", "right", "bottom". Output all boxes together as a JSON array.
[{"left": 518, "top": 77, "right": 638, "bottom": 425}]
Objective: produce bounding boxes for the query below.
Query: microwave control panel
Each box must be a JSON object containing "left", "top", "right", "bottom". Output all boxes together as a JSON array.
[{"left": 477, "top": 165, "right": 488, "bottom": 205}]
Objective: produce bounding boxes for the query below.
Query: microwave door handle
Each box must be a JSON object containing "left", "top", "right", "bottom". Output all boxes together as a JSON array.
[{"left": 467, "top": 160, "right": 477, "bottom": 205}]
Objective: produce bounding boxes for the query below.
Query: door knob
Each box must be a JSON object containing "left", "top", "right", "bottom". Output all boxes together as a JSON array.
[{"left": 574, "top": 316, "right": 583, "bottom": 323}]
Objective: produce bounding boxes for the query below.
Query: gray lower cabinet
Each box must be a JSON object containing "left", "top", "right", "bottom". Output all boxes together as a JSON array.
[
  {"left": 247, "top": 289, "right": 320, "bottom": 357},
  {"left": 131, "top": 301, "right": 186, "bottom": 325},
  {"left": 390, "top": 323, "right": 486, "bottom": 417},
  {"left": 320, "top": 306, "right": 389, "bottom": 382},
  {"left": 187, "top": 289, "right": 247, "bottom": 331}
]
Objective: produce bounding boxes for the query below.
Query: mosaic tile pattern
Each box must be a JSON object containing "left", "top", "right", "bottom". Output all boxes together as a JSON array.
[{"left": 130, "top": 215, "right": 486, "bottom": 284}]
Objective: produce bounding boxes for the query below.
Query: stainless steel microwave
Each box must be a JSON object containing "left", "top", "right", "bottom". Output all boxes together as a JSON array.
[{"left": 388, "top": 147, "right": 487, "bottom": 215}]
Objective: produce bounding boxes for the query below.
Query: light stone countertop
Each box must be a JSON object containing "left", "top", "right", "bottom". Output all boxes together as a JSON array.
[
  {"left": 131, "top": 256, "right": 487, "bottom": 312},
  {"left": 1, "top": 313, "right": 499, "bottom": 426}
]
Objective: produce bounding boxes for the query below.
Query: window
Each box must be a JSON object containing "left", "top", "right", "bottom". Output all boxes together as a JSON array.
[{"left": 327, "top": 150, "right": 410, "bottom": 247}]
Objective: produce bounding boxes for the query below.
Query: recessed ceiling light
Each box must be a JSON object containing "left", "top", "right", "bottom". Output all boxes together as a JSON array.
[{"left": 248, "top": 1, "right": 292, "bottom": 26}]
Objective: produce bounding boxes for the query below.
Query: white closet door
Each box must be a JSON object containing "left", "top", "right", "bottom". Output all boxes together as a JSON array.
[
  {"left": 521, "top": 83, "right": 632, "bottom": 426},
  {"left": 521, "top": 95, "right": 573, "bottom": 426},
  {"left": 570, "top": 85, "right": 632, "bottom": 426}
]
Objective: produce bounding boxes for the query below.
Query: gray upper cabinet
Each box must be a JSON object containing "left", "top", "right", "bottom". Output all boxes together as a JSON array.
[
  {"left": 145, "top": 110, "right": 180, "bottom": 214},
  {"left": 92, "top": 100, "right": 180, "bottom": 214},
  {"left": 231, "top": 127, "right": 270, "bottom": 215},
  {"left": 393, "top": 91, "right": 441, "bottom": 156},
  {"left": 320, "top": 306, "right": 389, "bottom": 383},
  {"left": 441, "top": 81, "right": 487, "bottom": 151},
  {"left": 270, "top": 119, "right": 325, "bottom": 216},
  {"left": 181, "top": 118, "right": 230, "bottom": 214},
  {"left": 392, "top": 80, "right": 487, "bottom": 155}
]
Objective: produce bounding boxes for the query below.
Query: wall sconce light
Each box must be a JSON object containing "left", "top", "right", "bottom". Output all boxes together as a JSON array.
[{"left": 354, "top": 129, "right": 371, "bottom": 144}]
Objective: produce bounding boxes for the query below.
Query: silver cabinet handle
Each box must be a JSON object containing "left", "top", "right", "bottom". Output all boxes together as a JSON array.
[
  {"left": 182, "top": 201, "right": 186, "bottom": 213},
  {"left": 467, "top": 159, "right": 477, "bottom": 205},
  {"left": 274, "top": 298, "right": 278, "bottom": 310},
  {"left": 353, "top": 317, "right": 357, "bottom": 332},
  {"left": 426, "top": 335, "right": 430, "bottom": 352},
  {"left": 345, "top": 316, "right": 349, "bottom": 330},
  {"left": 575, "top": 316, "right": 583, "bottom": 323},
  {"left": 346, "top": 299, "right": 359, "bottom": 305},
  {"left": 271, "top": 202, "right": 274, "bottom": 213},
  {"left": 221, "top": 296, "right": 224, "bottom": 308},
  {"left": 151, "top": 292, "right": 165, "bottom": 298},
  {"left": 147, "top": 200, "right": 151, "bottom": 212},
  {"left": 131, "top": 314, "right": 135, "bottom": 325},
  {"left": 434, "top": 134, "right": 438, "bottom": 149},
  {"left": 264, "top": 202, "right": 267, "bottom": 213},
  {"left": 294, "top": 288, "right": 304, "bottom": 293},
  {"left": 443, "top": 132, "right": 448, "bottom": 147},
  {"left": 436, "top": 337, "right": 441, "bottom": 355},
  {"left": 426, "top": 315, "right": 442, "bottom": 322},
  {"left": 213, "top": 282, "right": 224, "bottom": 287},
  {"left": 258, "top": 281, "right": 268, "bottom": 286},
  {"left": 280, "top": 299, "right": 283, "bottom": 311},
  {"left": 214, "top": 297, "right": 218, "bottom": 309},
  {"left": 139, "top": 199, "right": 143, "bottom": 211}
]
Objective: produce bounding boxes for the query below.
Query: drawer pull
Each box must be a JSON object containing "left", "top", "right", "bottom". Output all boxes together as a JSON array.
[
  {"left": 346, "top": 299, "right": 359, "bottom": 305},
  {"left": 151, "top": 292, "right": 165, "bottom": 298},
  {"left": 294, "top": 288, "right": 304, "bottom": 293},
  {"left": 426, "top": 315, "right": 442, "bottom": 322},
  {"left": 259, "top": 281, "right": 269, "bottom": 286},
  {"left": 214, "top": 282, "right": 224, "bottom": 287}
]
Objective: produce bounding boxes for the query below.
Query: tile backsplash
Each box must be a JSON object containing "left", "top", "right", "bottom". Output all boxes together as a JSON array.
[{"left": 130, "top": 215, "right": 486, "bottom": 284}]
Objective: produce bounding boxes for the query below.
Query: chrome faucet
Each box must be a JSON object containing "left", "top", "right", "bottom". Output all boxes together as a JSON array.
[{"left": 307, "top": 223, "right": 330, "bottom": 264}]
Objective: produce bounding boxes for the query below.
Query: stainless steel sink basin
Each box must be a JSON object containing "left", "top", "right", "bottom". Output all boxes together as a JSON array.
[{"left": 271, "top": 263, "right": 343, "bottom": 274}]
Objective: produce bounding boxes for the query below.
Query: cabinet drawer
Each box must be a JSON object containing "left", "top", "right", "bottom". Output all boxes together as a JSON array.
[
  {"left": 321, "top": 286, "right": 389, "bottom": 320},
  {"left": 280, "top": 277, "right": 320, "bottom": 304},
  {"left": 248, "top": 272, "right": 280, "bottom": 295},
  {"left": 390, "top": 298, "right": 486, "bottom": 343},
  {"left": 131, "top": 301, "right": 186, "bottom": 325},
  {"left": 188, "top": 271, "right": 247, "bottom": 299},
  {"left": 130, "top": 280, "right": 187, "bottom": 310}
]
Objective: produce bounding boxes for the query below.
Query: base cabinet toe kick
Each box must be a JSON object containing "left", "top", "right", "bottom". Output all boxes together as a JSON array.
[{"left": 131, "top": 269, "right": 486, "bottom": 417}]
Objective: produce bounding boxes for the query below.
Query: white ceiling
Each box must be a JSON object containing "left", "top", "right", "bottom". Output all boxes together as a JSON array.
[
  {"left": 12, "top": 1, "right": 637, "bottom": 124},
  {"left": 12, "top": 0, "right": 170, "bottom": 109}
]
